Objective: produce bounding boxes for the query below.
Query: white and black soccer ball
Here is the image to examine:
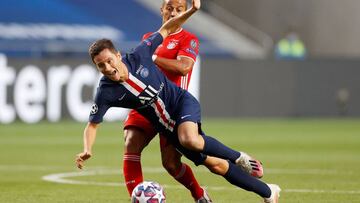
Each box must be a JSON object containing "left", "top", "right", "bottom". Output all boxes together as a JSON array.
[{"left": 131, "top": 181, "right": 166, "bottom": 203}]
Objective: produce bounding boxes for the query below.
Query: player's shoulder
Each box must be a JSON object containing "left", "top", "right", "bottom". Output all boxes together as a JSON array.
[
  {"left": 181, "top": 29, "right": 199, "bottom": 40},
  {"left": 142, "top": 32, "right": 154, "bottom": 40},
  {"left": 98, "top": 76, "right": 119, "bottom": 91},
  {"left": 96, "top": 78, "right": 119, "bottom": 102}
]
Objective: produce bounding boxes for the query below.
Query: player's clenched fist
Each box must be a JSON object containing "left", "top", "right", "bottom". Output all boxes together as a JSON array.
[
  {"left": 192, "top": 0, "right": 201, "bottom": 10},
  {"left": 75, "top": 151, "right": 92, "bottom": 169}
]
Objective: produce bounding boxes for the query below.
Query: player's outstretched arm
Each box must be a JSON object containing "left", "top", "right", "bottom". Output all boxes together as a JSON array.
[
  {"left": 158, "top": 0, "right": 201, "bottom": 39},
  {"left": 75, "top": 122, "right": 99, "bottom": 169},
  {"left": 153, "top": 56, "right": 194, "bottom": 76}
]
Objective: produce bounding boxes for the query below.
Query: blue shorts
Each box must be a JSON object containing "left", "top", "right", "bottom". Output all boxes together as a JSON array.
[
  {"left": 174, "top": 91, "right": 201, "bottom": 125},
  {"left": 166, "top": 92, "right": 207, "bottom": 166}
]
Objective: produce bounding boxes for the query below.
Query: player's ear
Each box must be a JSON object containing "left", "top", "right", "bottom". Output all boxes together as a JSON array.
[{"left": 160, "top": 1, "right": 166, "bottom": 15}]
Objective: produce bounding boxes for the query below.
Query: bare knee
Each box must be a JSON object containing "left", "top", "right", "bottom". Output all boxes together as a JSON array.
[
  {"left": 124, "top": 128, "right": 149, "bottom": 153},
  {"left": 177, "top": 122, "right": 204, "bottom": 151},
  {"left": 162, "top": 158, "right": 182, "bottom": 175},
  {"left": 178, "top": 134, "right": 203, "bottom": 151},
  {"left": 208, "top": 163, "right": 226, "bottom": 175},
  {"left": 204, "top": 157, "right": 229, "bottom": 176}
]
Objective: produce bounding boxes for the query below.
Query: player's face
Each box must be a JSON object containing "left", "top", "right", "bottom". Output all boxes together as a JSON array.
[
  {"left": 161, "top": 0, "right": 187, "bottom": 23},
  {"left": 93, "top": 48, "right": 122, "bottom": 82}
]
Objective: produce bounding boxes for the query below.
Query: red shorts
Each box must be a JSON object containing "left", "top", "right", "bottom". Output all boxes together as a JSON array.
[{"left": 124, "top": 110, "right": 171, "bottom": 149}]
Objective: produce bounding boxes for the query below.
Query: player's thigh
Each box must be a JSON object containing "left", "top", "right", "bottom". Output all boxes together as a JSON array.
[
  {"left": 123, "top": 110, "right": 157, "bottom": 152},
  {"left": 124, "top": 127, "right": 156, "bottom": 153}
]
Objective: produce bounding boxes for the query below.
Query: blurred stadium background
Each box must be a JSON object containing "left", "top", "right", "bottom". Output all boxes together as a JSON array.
[{"left": 1, "top": 0, "right": 360, "bottom": 202}]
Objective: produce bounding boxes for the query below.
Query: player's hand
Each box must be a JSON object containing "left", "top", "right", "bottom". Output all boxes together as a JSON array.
[
  {"left": 75, "top": 151, "right": 92, "bottom": 169},
  {"left": 192, "top": 0, "right": 201, "bottom": 10}
]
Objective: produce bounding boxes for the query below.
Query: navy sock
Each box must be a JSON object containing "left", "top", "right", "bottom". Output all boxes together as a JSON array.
[
  {"left": 202, "top": 134, "right": 240, "bottom": 162},
  {"left": 224, "top": 161, "right": 271, "bottom": 198}
]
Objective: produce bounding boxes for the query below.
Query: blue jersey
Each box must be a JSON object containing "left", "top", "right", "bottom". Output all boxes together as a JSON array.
[{"left": 89, "top": 32, "right": 201, "bottom": 135}]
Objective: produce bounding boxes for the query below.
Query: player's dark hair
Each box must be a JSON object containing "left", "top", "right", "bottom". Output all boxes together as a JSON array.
[{"left": 89, "top": 38, "right": 117, "bottom": 62}]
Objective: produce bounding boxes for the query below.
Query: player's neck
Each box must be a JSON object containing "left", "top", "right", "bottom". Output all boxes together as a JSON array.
[{"left": 169, "top": 27, "right": 183, "bottom": 36}]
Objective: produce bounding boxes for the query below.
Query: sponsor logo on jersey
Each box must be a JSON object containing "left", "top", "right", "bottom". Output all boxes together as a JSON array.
[
  {"left": 90, "top": 104, "right": 98, "bottom": 114},
  {"left": 190, "top": 39, "right": 197, "bottom": 49},
  {"left": 136, "top": 65, "right": 143, "bottom": 75},
  {"left": 137, "top": 83, "right": 164, "bottom": 107}
]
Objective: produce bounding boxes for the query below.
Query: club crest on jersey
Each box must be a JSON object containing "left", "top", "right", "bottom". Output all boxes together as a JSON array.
[
  {"left": 167, "top": 40, "right": 178, "bottom": 49},
  {"left": 140, "top": 67, "right": 149, "bottom": 78},
  {"left": 190, "top": 39, "right": 197, "bottom": 49},
  {"left": 90, "top": 104, "right": 98, "bottom": 114},
  {"left": 136, "top": 64, "right": 149, "bottom": 78}
]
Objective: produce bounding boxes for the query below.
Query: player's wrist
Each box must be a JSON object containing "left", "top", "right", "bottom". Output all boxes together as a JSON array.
[{"left": 152, "top": 54, "right": 158, "bottom": 62}]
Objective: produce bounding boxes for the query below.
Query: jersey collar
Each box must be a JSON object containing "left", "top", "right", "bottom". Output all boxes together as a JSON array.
[{"left": 169, "top": 28, "right": 183, "bottom": 36}]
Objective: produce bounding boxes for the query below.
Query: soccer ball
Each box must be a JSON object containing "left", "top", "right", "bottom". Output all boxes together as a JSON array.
[{"left": 131, "top": 181, "right": 166, "bottom": 203}]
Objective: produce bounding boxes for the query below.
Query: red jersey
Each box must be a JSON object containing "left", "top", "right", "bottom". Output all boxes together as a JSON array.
[{"left": 143, "top": 28, "right": 199, "bottom": 90}]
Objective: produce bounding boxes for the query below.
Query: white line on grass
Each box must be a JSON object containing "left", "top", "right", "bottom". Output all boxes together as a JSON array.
[
  {"left": 42, "top": 168, "right": 360, "bottom": 195},
  {"left": 1, "top": 165, "right": 354, "bottom": 174}
]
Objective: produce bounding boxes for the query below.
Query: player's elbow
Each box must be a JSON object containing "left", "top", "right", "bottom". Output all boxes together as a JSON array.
[
  {"left": 87, "top": 122, "right": 99, "bottom": 129},
  {"left": 178, "top": 65, "right": 192, "bottom": 76},
  {"left": 177, "top": 57, "right": 194, "bottom": 76}
]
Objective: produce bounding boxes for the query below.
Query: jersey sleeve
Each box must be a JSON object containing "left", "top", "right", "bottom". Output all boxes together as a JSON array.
[
  {"left": 88, "top": 88, "right": 111, "bottom": 123},
  {"left": 133, "top": 32, "right": 163, "bottom": 59},
  {"left": 178, "top": 34, "right": 199, "bottom": 62},
  {"left": 142, "top": 32, "right": 153, "bottom": 41}
]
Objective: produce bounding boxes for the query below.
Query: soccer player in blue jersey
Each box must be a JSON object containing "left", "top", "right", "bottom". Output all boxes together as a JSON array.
[
  {"left": 75, "top": 0, "right": 280, "bottom": 202},
  {"left": 123, "top": 0, "right": 212, "bottom": 202}
]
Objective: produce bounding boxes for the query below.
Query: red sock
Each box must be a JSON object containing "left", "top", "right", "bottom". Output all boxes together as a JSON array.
[
  {"left": 172, "top": 163, "right": 204, "bottom": 200},
  {"left": 123, "top": 153, "right": 143, "bottom": 196}
]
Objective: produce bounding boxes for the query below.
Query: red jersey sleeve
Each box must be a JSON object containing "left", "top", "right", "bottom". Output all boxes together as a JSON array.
[
  {"left": 177, "top": 34, "right": 199, "bottom": 62},
  {"left": 142, "top": 32, "right": 153, "bottom": 41}
]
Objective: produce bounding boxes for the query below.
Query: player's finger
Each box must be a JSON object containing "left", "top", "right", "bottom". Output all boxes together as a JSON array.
[
  {"left": 192, "top": 0, "right": 201, "bottom": 10},
  {"left": 77, "top": 156, "right": 84, "bottom": 162},
  {"left": 78, "top": 153, "right": 90, "bottom": 161},
  {"left": 75, "top": 155, "right": 85, "bottom": 169},
  {"left": 76, "top": 159, "right": 84, "bottom": 169}
]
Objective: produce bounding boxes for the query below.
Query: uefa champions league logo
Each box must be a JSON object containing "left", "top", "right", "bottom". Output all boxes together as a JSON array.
[{"left": 90, "top": 104, "right": 98, "bottom": 114}]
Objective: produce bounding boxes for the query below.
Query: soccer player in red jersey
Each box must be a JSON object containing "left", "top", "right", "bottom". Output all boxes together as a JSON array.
[{"left": 122, "top": 0, "right": 208, "bottom": 201}]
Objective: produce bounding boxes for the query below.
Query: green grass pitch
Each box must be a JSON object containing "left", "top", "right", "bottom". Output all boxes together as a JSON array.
[{"left": 1, "top": 118, "right": 360, "bottom": 203}]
